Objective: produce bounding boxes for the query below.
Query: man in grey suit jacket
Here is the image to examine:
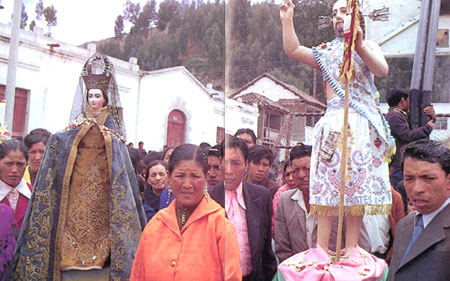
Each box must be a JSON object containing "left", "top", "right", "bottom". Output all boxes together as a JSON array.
[
  {"left": 388, "top": 139, "right": 450, "bottom": 281},
  {"left": 274, "top": 144, "right": 340, "bottom": 262}
]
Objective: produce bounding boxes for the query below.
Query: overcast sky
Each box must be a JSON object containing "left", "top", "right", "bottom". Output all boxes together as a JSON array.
[
  {"left": 0, "top": 0, "right": 151, "bottom": 46},
  {"left": 0, "top": 0, "right": 284, "bottom": 46}
]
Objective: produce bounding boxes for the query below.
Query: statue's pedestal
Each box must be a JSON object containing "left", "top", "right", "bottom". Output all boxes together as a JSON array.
[{"left": 278, "top": 244, "right": 387, "bottom": 281}]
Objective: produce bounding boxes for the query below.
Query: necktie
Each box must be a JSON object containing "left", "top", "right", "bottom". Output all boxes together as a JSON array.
[
  {"left": 400, "top": 214, "right": 423, "bottom": 264},
  {"left": 7, "top": 188, "right": 19, "bottom": 210},
  {"left": 228, "top": 191, "right": 238, "bottom": 222}
]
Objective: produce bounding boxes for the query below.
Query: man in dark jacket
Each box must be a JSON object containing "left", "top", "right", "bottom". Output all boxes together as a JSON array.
[
  {"left": 209, "top": 136, "right": 276, "bottom": 281},
  {"left": 244, "top": 144, "right": 280, "bottom": 199},
  {"left": 385, "top": 87, "right": 435, "bottom": 190},
  {"left": 387, "top": 139, "right": 450, "bottom": 281}
]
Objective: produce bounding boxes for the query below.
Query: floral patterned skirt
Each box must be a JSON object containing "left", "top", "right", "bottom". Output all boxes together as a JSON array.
[{"left": 309, "top": 97, "right": 392, "bottom": 216}]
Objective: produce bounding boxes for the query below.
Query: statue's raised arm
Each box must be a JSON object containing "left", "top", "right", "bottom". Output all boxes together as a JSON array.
[{"left": 280, "top": 1, "right": 318, "bottom": 69}]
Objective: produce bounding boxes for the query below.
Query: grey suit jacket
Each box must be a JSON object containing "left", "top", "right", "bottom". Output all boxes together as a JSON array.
[
  {"left": 387, "top": 203, "right": 450, "bottom": 281},
  {"left": 274, "top": 189, "right": 341, "bottom": 262},
  {"left": 209, "top": 182, "right": 277, "bottom": 281},
  {"left": 274, "top": 189, "right": 312, "bottom": 262}
]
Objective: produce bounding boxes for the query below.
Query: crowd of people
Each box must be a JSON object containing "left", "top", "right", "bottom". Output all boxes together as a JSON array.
[
  {"left": 1, "top": 1, "right": 449, "bottom": 280},
  {"left": 1, "top": 120, "right": 448, "bottom": 281}
]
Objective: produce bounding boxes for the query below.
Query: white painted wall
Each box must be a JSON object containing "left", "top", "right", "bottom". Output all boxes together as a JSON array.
[
  {"left": 364, "top": 0, "right": 450, "bottom": 57},
  {"left": 135, "top": 67, "right": 225, "bottom": 150},
  {"left": 224, "top": 98, "right": 258, "bottom": 136},
  {"left": 0, "top": 23, "right": 141, "bottom": 136},
  {"left": 232, "top": 76, "right": 298, "bottom": 101},
  {"left": 380, "top": 103, "right": 448, "bottom": 115},
  {"left": 0, "top": 23, "right": 237, "bottom": 151}
]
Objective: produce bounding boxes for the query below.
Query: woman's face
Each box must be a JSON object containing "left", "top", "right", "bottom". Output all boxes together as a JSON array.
[
  {"left": 170, "top": 160, "right": 206, "bottom": 208},
  {"left": 0, "top": 149, "right": 27, "bottom": 187},
  {"left": 29, "top": 141, "right": 46, "bottom": 173},
  {"left": 163, "top": 148, "right": 174, "bottom": 163},
  {"left": 147, "top": 164, "right": 169, "bottom": 196},
  {"left": 88, "top": 89, "right": 105, "bottom": 112},
  {"left": 283, "top": 165, "right": 296, "bottom": 188}
]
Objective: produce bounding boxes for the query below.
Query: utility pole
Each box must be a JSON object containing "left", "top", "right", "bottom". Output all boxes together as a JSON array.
[
  {"left": 4, "top": 0, "right": 22, "bottom": 133},
  {"left": 409, "top": 0, "right": 441, "bottom": 129}
]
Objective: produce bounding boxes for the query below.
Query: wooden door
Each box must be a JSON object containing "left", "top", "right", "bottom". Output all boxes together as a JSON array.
[
  {"left": 0, "top": 85, "right": 28, "bottom": 138},
  {"left": 166, "top": 110, "right": 186, "bottom": 147}
]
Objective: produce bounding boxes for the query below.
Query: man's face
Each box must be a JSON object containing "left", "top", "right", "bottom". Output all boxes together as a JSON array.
[
  {"left": 224, "top": 147, "right": 248, "bottom": 191},
  {"left": 248, "top": 157, "right": 270, "bottom": 183},
  {"left": 401, "top": 96, "right": 410, "bottom": 112},
  {"left": 332, "top": 0, "right": 348, "bottom": 38},
  {"left": 207, "top": 155, "right": 224, "bottom": 188},
  {"left": 403, "top": 157, "right": 450, "bottom": 214},
  {"left": 292, "top": 156, "right": 311, "bottom": 192},
  {"left": 237, "top": 133, "right": 255, "bottom": 148}
]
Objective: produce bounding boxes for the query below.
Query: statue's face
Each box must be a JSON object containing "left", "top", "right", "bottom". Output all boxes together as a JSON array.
[
  {"left": 88, "top": 89, "right": 105, "bottom": 112},
  {"left": 332, "top": 0, "right": 348, "bottom": 38}
]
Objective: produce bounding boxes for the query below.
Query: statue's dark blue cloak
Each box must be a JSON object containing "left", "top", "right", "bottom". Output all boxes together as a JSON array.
[{"left": 9, "top": 113, "right": 146, "bottom": 281}]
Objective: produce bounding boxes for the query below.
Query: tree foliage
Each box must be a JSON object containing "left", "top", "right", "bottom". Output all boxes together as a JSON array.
[
  {"left": 98, "top": 0, "right": 448, "bottom": 103},
  {"left": 99, "top": 0, "right": 225, "bottom": 88},
  {"left": 32, "top": 0, "right": 57, "bottom": 35},
  {"left": 20, "top": 3, "right": 28, "bottom": 29},
  {"left": 114, "top": 15, "right": 124, "bottom": 36},
  {"left": 376, "top": 56, "right": 450, "bottom": 103}
]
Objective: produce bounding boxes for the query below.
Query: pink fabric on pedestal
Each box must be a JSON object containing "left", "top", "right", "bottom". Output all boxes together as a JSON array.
[{"left": 279, "top": 244, "right": 386, "bottom": 281}]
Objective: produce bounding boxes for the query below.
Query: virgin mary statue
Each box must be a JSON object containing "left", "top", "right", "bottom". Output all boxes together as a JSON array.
[{"left": 9, "top": 53, "right": 146, "bottom": 281}]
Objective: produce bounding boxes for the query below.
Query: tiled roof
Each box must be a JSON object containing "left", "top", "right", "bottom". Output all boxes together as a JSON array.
[{"left": 237, "top": 93, "right": 289, "bottom": 113}]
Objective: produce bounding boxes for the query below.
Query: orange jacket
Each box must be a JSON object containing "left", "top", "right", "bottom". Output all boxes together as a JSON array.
[{"left": 130, "top": 197, "right": 242, "bottom": 281}]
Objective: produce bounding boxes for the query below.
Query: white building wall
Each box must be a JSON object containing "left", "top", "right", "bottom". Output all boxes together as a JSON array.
[
  {"left": 224, "top": 98, "right": 258, "bottom": 136},
  {"left": 233, "top": 77, "right": 298, "bottom": 101},
  {"left": 380, "top": 103, "right": 448, "bottom": 115},
  {"left": 365, "top": 0, "right": 450, "bottom": 57},
  {"left": 0, "top": 24, "right": 141, "bottom": 136},
  {"left": 136, "top": 67, "right": 224, "bottom": 150},
  {"left": 0, "top": 24, "right": 232, "bottom": 150}
]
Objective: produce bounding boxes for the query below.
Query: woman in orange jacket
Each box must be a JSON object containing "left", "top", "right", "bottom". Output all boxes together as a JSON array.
[{"left": 130, "top": 144, "right": 241, "bottom": 281}]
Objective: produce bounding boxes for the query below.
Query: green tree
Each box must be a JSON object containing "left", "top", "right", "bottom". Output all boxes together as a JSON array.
[
  {"left": 21, "top": 3, "right": 28, "bottom": 29},
  {"left": 35, "top": 0, "right": 44, "bottom": 20},
  {"left": 228, "top": 0, "right": 251, "bottom": 44},
  {"left": 133, "top": 0, "right": 157, "bottom": 33},
  {"left": 114, "top": 15, "right": 124, "bottom": 36},
  {"left": 33, "top": 0, "right": 57, "bottom": 36},
  {"left": 43, "top": 5, "right": 57, "bottom": 35},
  {"left": 124, "top": 0, "right": 141, "bottom": 26},
  {"left": 157, "top": 0, "right": 180, "bottom": 31}
]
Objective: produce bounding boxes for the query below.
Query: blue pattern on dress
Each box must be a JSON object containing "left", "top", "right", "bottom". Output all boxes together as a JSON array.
[{"left": 312, "top": 38, "right": 395, "bottom": 155}]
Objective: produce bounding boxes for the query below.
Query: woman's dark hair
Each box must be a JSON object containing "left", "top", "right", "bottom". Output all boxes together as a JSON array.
[
  {"left": 23, "top": 128, "right": 51, "bottom": 149},
  {"left": 162, "top": 146, "right": 176, "bottom": 162},
  {"left": 128, "top": 148, "right": 139, "bottom": 172},
  {"left": 168, "top": 144, "right": 208, "bottom": 175},
  {"left": 282, "top": 159, "right": 293, "bottom": 176},
  {"left": 234, "top": 128, "right": 257, "bottom": 145},
  {"left": 208, "top": 144, "right": 223, "bottom": 159},
  {"left": 143, "top": 151, "right": 162, "bottom": 166},
  {"left": 146, "top": 160, "right": 168, "bottom": 181},
  {"left": 199, "top": 142, "right": 211, "bottom": 150},
  {"left": 0, "top": 140, "right": 28, "bottom": 161}
]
